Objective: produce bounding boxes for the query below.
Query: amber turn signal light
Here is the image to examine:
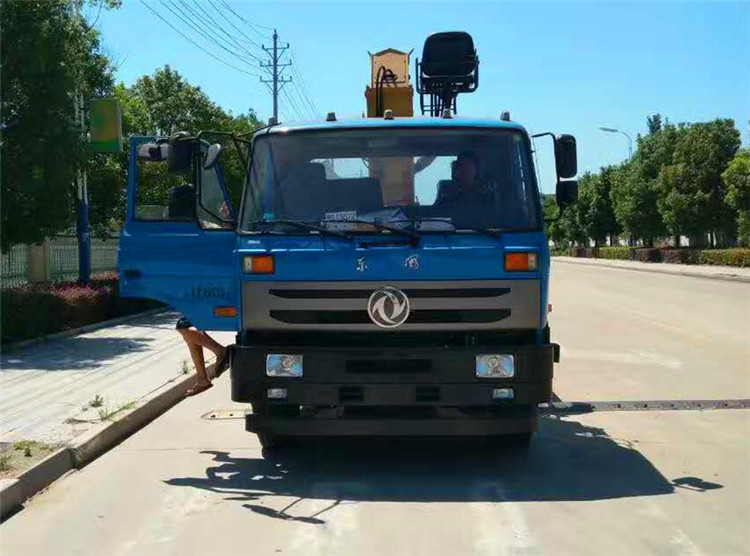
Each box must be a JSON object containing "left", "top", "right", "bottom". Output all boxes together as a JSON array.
[
  {"left": 505, "top": 252, "right": 538, "bottom": 272},
  {"left": 243, "top": 255, "right": 275, "bottom": 274},
  {"left": 214, "top": 306, "right": 238, "bottom": 318}
]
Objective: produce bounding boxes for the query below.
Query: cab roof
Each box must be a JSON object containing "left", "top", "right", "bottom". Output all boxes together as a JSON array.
[{"left": 264, "top": 116, "right": 528, "bottom": 136}]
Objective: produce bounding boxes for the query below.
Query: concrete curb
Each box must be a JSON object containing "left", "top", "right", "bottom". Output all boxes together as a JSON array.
[
  {"left": 554, "top": 257, "right": 750, "bottom": 284},
  {"left": 2, "top": 308, "right": 167, "bottom": 353},
  {"left": 0, "top": 362, "right": 217, "bottom": 520}
]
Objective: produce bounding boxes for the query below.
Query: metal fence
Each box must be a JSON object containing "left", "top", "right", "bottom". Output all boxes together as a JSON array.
[{"left": 1, "top": 236, "right": 120, "bottom": 288}]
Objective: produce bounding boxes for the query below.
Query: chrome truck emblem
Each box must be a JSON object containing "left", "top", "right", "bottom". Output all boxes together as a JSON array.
[
  {"left": 367, "top": 286, "right": 410, "bottom": 328},
  {"left": 405, "top": 254, "right": 419, "bottom": 270},
  {"left": 356, "top": 257, "right": 368, "bottom": 272}
]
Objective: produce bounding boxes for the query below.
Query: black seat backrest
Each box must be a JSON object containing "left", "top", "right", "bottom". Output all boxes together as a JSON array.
[
  {"left": 329, "top": 178, "right": 383, "bottom": 214},
  {"left": 278, "top": 162, "right": 328, "bottom": 220},
  {"left": 167, "top": 184, "right": 196, "bottom": 219},
  {"left": 422, "top": 31, "right": 477, "bottom": 77}
]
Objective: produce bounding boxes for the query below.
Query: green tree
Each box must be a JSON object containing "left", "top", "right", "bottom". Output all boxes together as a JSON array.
[
  {"left": 542, "top": 195, "right": 568, "bottom": 248},
  {"left": 88, "top": 67, "right": 262, "bottom": 230},
  {"left": 657, "top": 119, "right": 740, "bottom": 246},
  {"left": 0, "top": 0, "right": 117, "bottom": 251},
  {"left": 578, "top": 167, "right": 620, "bottom": 246},
  {"left": 610, "top": 116, "right": 682, "bottom": 246},
  {"left": 723, "top": 148, "right": 750, "bottom": 246}
]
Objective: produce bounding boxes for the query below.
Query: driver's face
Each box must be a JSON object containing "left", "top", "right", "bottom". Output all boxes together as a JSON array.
[{"left": 454, "top": 157, "right": 477, "bottom": 189}]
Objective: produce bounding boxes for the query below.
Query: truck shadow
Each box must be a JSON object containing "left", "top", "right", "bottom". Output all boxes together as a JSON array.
[{"left": 165, "top": 415, "right": 679, "bottom": 523}]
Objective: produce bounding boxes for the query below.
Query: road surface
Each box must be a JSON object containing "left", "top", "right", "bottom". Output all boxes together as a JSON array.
[{"left": 1, "top": 263, "right": 748, "bottom": 555}]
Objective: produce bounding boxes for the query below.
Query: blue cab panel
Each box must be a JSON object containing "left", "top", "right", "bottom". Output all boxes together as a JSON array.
[{"left": 118, "top": 137, "right": 239, "bottom": 331}]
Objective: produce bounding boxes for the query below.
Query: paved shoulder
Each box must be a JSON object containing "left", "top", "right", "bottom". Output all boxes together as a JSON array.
[
  {"left": 554, "top": 256, "right": 750, "bottom": 283},
  {"left": 0, "top": 311, "right": 232, "bottom": 445}
]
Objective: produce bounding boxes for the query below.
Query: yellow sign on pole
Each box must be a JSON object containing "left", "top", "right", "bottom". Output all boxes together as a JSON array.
[{"left": 90, "top": 98, "right": 122, "bottom": 152}]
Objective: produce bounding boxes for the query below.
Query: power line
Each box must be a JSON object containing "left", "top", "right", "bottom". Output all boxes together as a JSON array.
[
  {"left": 159, "top": 0, "right": 263, "bottom": 76},
  {"left": 217, "top": 0, "right": 274, "bottom": 38},
  {"left": 288, "top": 53, "right": 319, "bottom": 117},
  {"left": 288, "top": 79, "right": 315, "bottom": 120},
  {"left": 185, "top": 0, "right": 267, "bottom": 64},
  {"left": 139, "top": 0, "right": 263, "bottom": 79},
  {"left": 280, "top": 88, "right": 306, "bottom": 122}
]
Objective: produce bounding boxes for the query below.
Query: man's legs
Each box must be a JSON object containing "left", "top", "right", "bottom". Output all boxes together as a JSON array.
[{"left": 178, "top": 328, "right": 227, "bottom": 387}]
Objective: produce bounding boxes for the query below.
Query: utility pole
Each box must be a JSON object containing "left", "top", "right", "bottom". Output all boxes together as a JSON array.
[
  {"left": 261, "top": 29, "right": 291, "bottom": 121},
  {"left": 71, "top": 0, "right": 90, "bottom": 284}
]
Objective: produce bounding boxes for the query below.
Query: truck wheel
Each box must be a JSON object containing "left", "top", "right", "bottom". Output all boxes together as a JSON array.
[
  {"left": 507, "top": 431, "right": 534, "bottom": 448},
  {"left": 253, "top": 403, "right": 298, "bottom": 450},
  {"left": 258, "top": 433, "right": 293, "bottom": 450}
]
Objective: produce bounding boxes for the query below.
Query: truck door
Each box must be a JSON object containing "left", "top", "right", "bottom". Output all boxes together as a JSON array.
[{"left": 118, "top": 136, "right": 240, "bottom": 331}]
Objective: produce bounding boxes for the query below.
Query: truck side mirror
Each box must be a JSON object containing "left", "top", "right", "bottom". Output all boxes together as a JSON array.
[
  {"left": 203, "top": 143, "right": 222, "bottom": 170},
  {"left": 167, "top": 131, "right": 194, "bottom": 175},
  {"left": 556, "top": 180, "right": 578, "bottom": 208},
  {"left": 554, "top": 134, "right": 577, "bottom": 179}
]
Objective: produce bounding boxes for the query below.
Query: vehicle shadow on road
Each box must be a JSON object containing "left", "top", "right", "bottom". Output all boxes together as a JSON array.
[{"left": 165, "top": 415, "right": 678, "bottom": 523}]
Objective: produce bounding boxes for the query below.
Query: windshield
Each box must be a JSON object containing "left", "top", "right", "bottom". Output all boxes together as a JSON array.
[{"left": 240, "top": 128, "right": 540, "bottom": 233}]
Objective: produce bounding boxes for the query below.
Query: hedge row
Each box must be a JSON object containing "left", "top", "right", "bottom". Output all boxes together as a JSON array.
[
  {"left": 1, "top": 274, "right": 162, "bottom": 346},
  {"left": 560, "top": 247, "right": 750, "bottom": 268}
]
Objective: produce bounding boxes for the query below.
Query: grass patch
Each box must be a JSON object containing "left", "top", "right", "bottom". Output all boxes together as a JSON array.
[
  {"left": 181, "top": 359, "right": 191, "bottom": 375},
  {"left": 88, "top": 394, "right": 105, "bottom": 408},
  {"left": 0, "top": 440, "right": 59, "bottom": 478},
  {"left": 97, "top": 400, "right": 137, "bottom": 421}
]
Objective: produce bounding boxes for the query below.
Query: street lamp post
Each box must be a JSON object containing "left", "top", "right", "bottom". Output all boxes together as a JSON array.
[{"left": 599, "top": 127, "right": 633, "bottom": 159}]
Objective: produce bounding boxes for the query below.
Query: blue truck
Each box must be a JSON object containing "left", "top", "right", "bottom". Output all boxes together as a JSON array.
[{"left": 119, "top": 33, "right": 578, "bottom": 448}]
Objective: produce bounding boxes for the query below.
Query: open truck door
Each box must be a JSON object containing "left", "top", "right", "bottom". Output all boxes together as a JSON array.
[{"left": 118, "top": 135, "right": 240, "bottom": 331}]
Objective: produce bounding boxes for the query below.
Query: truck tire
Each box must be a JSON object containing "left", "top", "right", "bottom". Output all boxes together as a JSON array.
[
  {"left": 507, "top": 431, "right": 534, "bottom": 447},
  {"left": 258, "top": 433, "right": 293, "bottom": 450},
  {"left": 253, "top": 403, "right": 298, "bottom": 450}
]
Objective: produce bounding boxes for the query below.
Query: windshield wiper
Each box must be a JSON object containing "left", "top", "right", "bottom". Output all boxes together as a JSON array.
[
  {"left": 392, "top": 218, "right": 505, "bottom": 239},
  {"left": 319, "top": 218, "right": 421, "bottom": 246},
  {"left": 250, "top": 220, "right": 353, "bottom": 241}
]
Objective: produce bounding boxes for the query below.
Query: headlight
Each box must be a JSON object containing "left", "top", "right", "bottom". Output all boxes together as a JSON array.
[
  {"left": 476, "top": 354, "right": 514, "bottom": 378},
  {"left": 266, "top": 354, "right": 303, "bottom": 377}
]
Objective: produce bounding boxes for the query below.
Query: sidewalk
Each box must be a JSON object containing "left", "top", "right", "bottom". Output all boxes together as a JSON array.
[
  {"left": 0, "top": 311, "right": 234, "bottom": 445},
  {"left": 554, "top": 256, "right": 750, "bottom": 283}
]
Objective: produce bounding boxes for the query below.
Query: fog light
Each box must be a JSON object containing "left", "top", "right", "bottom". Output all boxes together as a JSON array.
[
  {"left": 266, "top": 354, "right": 303, "bottom": 377},
  {"left": 492, "top": 388, "right": 514, "bottom": 400},
  {"left": 267, "top": 388, "right": 288, "bottom": 399},
  {"left": 476, "top": 354, "right": 514, "bottom": 378}
]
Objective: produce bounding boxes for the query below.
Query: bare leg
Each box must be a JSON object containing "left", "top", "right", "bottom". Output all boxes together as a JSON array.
[
  {"left": 178, "top": 329, "right": 212, "bottom": 386},
  {"left": 179, "top": 328, "right": 226, "bottom": 360}
]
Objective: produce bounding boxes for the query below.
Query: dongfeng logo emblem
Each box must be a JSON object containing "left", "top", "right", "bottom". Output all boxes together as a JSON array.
[
  {"left": 367, "top": 286, "right": 410, "bottom": 328},
  {"left": 405, "top": 254, "right": 419, "bottom": 270}
]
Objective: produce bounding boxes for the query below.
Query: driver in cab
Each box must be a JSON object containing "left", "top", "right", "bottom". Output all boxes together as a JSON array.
[{"left": 433, "top": 151, "right": 491, "bottom": 214}]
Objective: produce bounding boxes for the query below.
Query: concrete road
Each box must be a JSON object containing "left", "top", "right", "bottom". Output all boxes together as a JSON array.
[{"left": 1, "top": 264, "right": 748, "bottom": 556}]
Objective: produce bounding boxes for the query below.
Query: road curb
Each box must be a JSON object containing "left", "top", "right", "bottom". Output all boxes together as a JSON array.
[
  {"left": 0, "top": 362, "right": 217, "bottom": 520},
  {"left": 1, "top": 308, "right": 167, "bottom": 353},
  {"left": 553, "top": 257, "right": 750, "bottom": 283}
]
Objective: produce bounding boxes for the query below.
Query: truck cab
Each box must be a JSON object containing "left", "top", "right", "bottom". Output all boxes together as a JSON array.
[{"left": 119, "top": 115, "right": 577, "bottom": 448}]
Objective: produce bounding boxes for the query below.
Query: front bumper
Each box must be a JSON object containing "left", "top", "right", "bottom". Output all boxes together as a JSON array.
[{"left": 230, "top": 343, "right": 555, "bottom": 405}]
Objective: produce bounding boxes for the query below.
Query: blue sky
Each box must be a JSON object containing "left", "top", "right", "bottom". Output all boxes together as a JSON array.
[{"left": 98, "top": 1, "right": 750, "bottom": 193}]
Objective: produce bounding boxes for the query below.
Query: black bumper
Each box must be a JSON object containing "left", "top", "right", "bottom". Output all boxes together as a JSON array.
[{"left": 230, "top": 343, "right": 556, "bottom": 436}]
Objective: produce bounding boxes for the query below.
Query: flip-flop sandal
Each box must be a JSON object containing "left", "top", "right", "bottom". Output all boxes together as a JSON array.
[
  {"left": 185, "top": 381, "right": 213, "bottom": 397},
  {"left": 214, "top": 352, "right": 230, "bottom": 378}
]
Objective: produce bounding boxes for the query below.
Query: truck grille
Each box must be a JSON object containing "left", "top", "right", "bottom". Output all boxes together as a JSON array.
[
  {"left": 243, "top": 280, "right": 540, "bottom": 332},
  {"left": 270, "top": 309, "right": 511, "bottom": 324}
]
